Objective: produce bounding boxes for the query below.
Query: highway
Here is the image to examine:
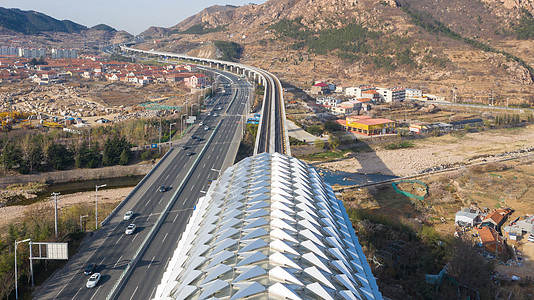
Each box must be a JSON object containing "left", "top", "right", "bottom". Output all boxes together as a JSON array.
[{"left": 34, "top": 70, "right": 251, "bottom": 300}]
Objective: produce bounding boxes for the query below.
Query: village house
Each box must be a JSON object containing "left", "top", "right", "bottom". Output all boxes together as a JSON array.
[
  {"left": 455, "top": 209, "right": 482, "bottom": 227},
  {"left": 477, "top": 226, "right": 506, "bottom": 254},
  {"left": 480, "top": 208, "right": 512, "bottom": 231},
  {"left": 311, "top": 82, "right": 330, "bottom": 95}
]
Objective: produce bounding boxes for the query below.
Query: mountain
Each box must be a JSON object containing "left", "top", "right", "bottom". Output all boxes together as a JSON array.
[
  {"left": 0, "top": 7, "right": 87, "bottom": 34},
  {"left": 137, "top": 0, "right": 534, "bottom": 105},
  {"left": 91, "top": 24, "right": 117, "bottom": 32}
]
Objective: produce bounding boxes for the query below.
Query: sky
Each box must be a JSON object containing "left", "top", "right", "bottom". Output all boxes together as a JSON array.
[{"left": 0, "top": 0, "right": 266, "bottom": 35}]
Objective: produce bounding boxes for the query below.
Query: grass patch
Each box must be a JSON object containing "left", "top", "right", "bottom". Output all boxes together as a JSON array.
[
  {"left": 298, "top": 150, "right": 346, "bottom": 161},
  {"left": 384, "top": 141, "right": 415, "bottom": 150}
]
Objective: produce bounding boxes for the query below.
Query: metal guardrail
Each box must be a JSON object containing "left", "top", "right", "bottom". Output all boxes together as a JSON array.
[
  {"left": 106, "top": 122, "right": 222, "bottom": 300},
  {"left": 100, "top": 148, "right": 174, "bottom": 227}
]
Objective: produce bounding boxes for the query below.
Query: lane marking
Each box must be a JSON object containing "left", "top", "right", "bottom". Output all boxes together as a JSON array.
[
  {"left": 165, "top": 174, "right": 170, "bottom": 180},
  {"left": 149, "top": 287, "right": 156, "bottom": 299},
  {"left": 89, "top": 286, "right": 101, "bottom": 300},
  {"left": 114, "top": 255, "right": 122, "bottom": 268},
  {"left": 148, "top": 256, "right": 156, "bottom": 269},
  {"left": 157, "top": 197, "right": 163, "bottom": 205},
  {"left": 72, "top": 287, "right": 82, "bottom": 299},
  {"left": 162, "top": 233, "right": 169, "bottom": 243},
  {"left": 115, "top": 235, "right": 123, "bottom": 244},
  {"left": 132, "top": 233, "right": 138, "bottom": 242},
  {"left": 99, "top": 257, "right": 105, "bottom": 267},
  {"left": 147, "top": 213, "right": 152, "bottom": 222},
  {"left": 173, "top": 213, "right": 179, "bottom": 223},
  {"left": 129, "top": 286, "right": 139, "bottom": 300}
]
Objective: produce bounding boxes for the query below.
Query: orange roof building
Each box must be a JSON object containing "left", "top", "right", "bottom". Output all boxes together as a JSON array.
[{"left": 477, "top": 226, "right": 505, "bottom": 254}]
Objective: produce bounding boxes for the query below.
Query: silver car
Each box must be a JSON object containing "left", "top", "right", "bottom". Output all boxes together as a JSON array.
[
  {"left": 125, "top": 223, "right": 136, "bottom": 235},
  {"left": 86, "top": 273, "right": 101, "bottom": 288}
]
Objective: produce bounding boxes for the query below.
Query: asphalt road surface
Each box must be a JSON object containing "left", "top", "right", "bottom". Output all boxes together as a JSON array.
[{"left": 34, "top": 70, "right": 252, "bottom": 300}]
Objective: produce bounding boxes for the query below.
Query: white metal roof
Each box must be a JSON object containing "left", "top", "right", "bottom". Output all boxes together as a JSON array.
[{"left": 154, "top": 152, "right": 382, "bottom": 300}]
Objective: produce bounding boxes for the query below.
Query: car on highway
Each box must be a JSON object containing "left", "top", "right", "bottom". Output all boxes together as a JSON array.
[
  {"left": 186, "top": 151, "right": 194, "bottom": 156},
  {"left": 181, "top": 146, "right": 189, "bottom": 150},
  {"left": 191, "top": 135, "right": 196, "bottom": 140},
  {"left": 86, "top": 273, "right": 101, "bottom": 288},
  {"left": 84, "top": 263, "right": 96, "bottom": 275},
  {"left": 159, "top": 185, "right": 169, "bottom": 192},
  {"left": 204, "top": 126, "right": 209, "bottom": 131},
  {"left": 199, "top": 121, "right": 203, "bottom": 126},
  {"left": 207, "top": 112, "right": 211, "bottom": 116},
  {"left": 529, "top": 234, "right": 534, "bottom": 243},
  {"left": 217, "top": 107, "right": 222, "bottom": 110},
  {"left": 125, "top": 224, "right": 136, "bottom": 235},
  {"left": 123, "top": 211, "right": 133, "bottom": 221},
  {"left": 213, "top": 113, "right": 218, "bottom": 117}
]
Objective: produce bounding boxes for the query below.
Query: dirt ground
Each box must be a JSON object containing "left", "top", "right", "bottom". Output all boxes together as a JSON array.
[
  {"left": 0, "top": 187, "right": 132, "bottom": 230},
  {"left": 317, "top": 125, "right": 534, "bottom": 177},
  {"left": 496, "top": 242, "right": 534, "bottom": 279}
]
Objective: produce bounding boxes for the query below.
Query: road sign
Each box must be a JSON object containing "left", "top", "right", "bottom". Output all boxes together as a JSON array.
[
  {"left": 31, "top": 242, "right": 68, "bottom": 260},
  {"left": 151, "top": 144, "right": 157, "bottom": 148}
]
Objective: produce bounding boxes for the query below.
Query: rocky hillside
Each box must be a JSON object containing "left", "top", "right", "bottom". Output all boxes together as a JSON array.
[
  {"left": 137, "top": 0, "right": 534, "bottom": 105},
  {"left": 0, "top": 7, "right": 132, "bottom": 48},
  {"left": 0, "top": 7, "right": 87, "bottom": 34}
]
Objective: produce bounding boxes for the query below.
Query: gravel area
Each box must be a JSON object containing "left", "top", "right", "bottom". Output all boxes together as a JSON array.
[{"left": 317, "top": 125, "right": 534, "bottom": 177}]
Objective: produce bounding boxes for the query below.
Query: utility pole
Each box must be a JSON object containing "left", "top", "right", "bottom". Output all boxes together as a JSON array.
[
  {"left": 80, "top": 215, "right": 88, "bottom": 232},
  {"left": 51, "top": 192, "right": 60, "bottom": 239},
  {"left": 95, "top": 184, "right": 107, "bottom": 229},
  {"left": 169, "top": 123, "right": 176, "bottom": 145},
  {"left": 158, "top": 118, "right": 162, "bottom": 154}
]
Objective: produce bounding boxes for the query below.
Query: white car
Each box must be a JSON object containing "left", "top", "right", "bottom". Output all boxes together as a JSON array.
[
  {"left": 86, "top": 273, "right": 101, "bottom": 288},
  {"left": 204, "top": 126, "right": 209, "bottom": 131},
  {"left": 123, "top": 211, "right": 133, "bottom": 221},
  {"left": 528, "top": 234, "right": 534, "bottom": 243},
  {"left": 125, "top": 223, "right": 136, "bottom": 235},
  {"left": 199, "top": 121, "right": 204, "bottom": 126},
  {"left": 213, "top": 113, "right": 218, "bottom": 117}
]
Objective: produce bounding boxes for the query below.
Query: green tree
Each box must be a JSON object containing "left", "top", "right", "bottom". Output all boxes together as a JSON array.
[
  {"left": 328, "top": 135, "right": 341, "bottom": 150},
  {"left": 314, "top": 139, "right": 325, "bottom": 150},
  {"left": 2, "top": 142, "right": 22, "bottom": 170},
  {"left": 46, "top": 143, "right": 73, "bottom": 170},
  {"left": 119, "top": 148, "right": 130, "bottom": 165}
]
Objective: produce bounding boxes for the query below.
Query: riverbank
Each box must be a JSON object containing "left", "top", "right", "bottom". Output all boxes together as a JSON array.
[
  {"left": 0, "top": 187, "right": 133, "bottom": 231},
  {"left": 0, "top": 162, "right": 153, "bottom": 189}
]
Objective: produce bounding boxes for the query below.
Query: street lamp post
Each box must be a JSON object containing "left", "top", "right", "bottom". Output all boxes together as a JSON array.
[
  {"left": 51, "top": 192, "right": 60, "bottom": 239},
  {"left": 14, "top": 238, "right": 31, "bottom": 299},
  {"left": 95, "top": 184, "right": 107, "bottom": 229},
  {"left": 169, "top": 123, "right": 176, "bottom": 145}
]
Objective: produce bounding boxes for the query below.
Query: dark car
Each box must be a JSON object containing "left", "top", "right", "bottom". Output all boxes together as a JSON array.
[
  {"left": 159, "top": 185, "right": 168, "bottom": 192},
  {"left": 191, "top": 135, "right": 196, "bottom": 140},
  {"left": 84, "top": 263, "right": 96, "bottom": 275}
]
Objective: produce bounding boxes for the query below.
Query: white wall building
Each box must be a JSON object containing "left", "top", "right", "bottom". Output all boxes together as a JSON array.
[
  {"left": 51, "top": 48, "right": 78, "bottom": 59},
  {"left": 0, "top": 46, "right": 18, "bottom": 56},
  {"left": 154, "top": 153, "right": 382, "bottom": 300},
  {"left": 405, "top": 88, "right": 423, "bottom": 99},
  {"left": 18, "top": 48, "right": 46, "bottom": 58},
  {"left": 376, "top": 87, "right": 405, "bottom": 103}
]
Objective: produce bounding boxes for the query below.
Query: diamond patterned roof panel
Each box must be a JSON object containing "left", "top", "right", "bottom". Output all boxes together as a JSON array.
[{"left": 154, "top": 153, "right": 382, "bottom": 300}]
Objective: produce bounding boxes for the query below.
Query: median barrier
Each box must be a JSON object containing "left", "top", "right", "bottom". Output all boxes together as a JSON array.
[{"left": 106, "top": 121, "right": 222, "bottom": 300}]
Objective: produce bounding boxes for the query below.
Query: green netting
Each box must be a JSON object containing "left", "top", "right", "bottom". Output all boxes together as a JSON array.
[
  {"left": 392, "top": 180, "right": 428, "bottom": 201},
  {"left": 139, "top": 101, "right": 182, "bottom": 111}
]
